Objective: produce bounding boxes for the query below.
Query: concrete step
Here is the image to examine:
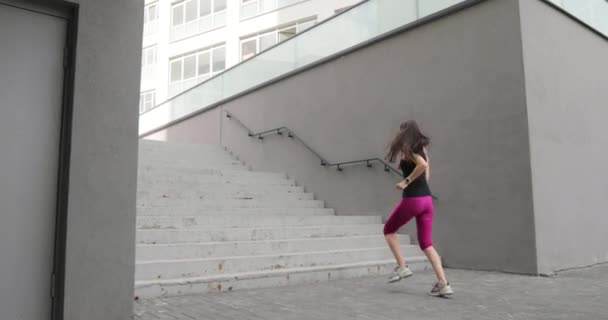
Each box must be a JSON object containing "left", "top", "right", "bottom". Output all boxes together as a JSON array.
[
  {"left": 140, "top": 140, "right": 225, "bottom": 150},
  {"left": 134, "top": 141, "right": 416, "bottom": 299},
  {"left": 139, "top": 151, "right": 239, "bottom": 163},
  {"left": 136, "top": 215, "right": 381, "bottom": 230},
  {"left": 139, "top": 160, "right": 248, "bottom": 170},
  {"left": 134, "top": 257, "right": 429, "bottom": 299},
  {"left": 139, "top": 142, "right": 230, "bottom": 155},
  {"left": 137, "top": 191, "right": 315, "bottom": 204},
  {"left": 136, "top": 224, "right": 382, "bottom": 244},
  {"left": 138, "top": 199, "right": 325, "bottom": 210},
  {"left": 137, "top": 207, "right": 335, "bottom": 217},
  {"left": 139, "top": 159, "right": 248, "bottom": 168},
  {"left": 138, "top": 172, "right": 290, "bottom": 182},
  {"left": 137, "top": 186, "right": 306, "bottom": 197},
  {"left": 138, "top": 167, "right": 286, "bottom": 180},
  {"left": 136, "top": 235, "right": 404, "bottom": 260},
  {"left": 135, "top": 246, "right": 420, "bottom": 281},
  {"left": 138, "top": 177, "right": 298, "bottom": 188},
  {"left": 139, "top": 150, "right": 236, "bottom": 158}
]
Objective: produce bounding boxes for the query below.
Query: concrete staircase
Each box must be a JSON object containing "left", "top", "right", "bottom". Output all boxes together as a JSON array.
[{"left": 135, "top": 140, "right": 429, "bottom": 299}]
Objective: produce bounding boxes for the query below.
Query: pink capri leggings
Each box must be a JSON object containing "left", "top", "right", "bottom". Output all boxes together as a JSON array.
[{"left": 383, "top": 196, "right": 434, "bottom": 250}]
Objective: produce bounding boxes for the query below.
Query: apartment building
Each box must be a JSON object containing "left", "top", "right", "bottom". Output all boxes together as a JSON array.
[{"left": 139, "top": 0, "right": 361, "bottom": 113}]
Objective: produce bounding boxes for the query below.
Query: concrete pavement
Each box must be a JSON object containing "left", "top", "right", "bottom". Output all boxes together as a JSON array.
[{"left": 134, "top": 263, "right": 608, "bottom": 320}]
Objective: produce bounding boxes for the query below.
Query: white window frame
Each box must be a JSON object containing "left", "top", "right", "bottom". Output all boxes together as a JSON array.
[
  {"left": 143, "top": 2, "right": 159, "bottom": 35},
  {"left": 171, "top": 2, "right": 185, "bottom": 25},
  {"left": 168, "top": 44, "right": 226, "bottom": 97},
  {"left": 139, "top": 90, "right": 156, "bottom": 114},
  {"left": 240, "top": 0, "right": 307, "bottom": 20},
  {"left": 141, "top": 45, "right": 157, "bottom": 85},
  {"left": 170, "top": 0, "right": 227, "bottom": 41},
  {"left": 142, "top": 46, "right": 157, "bottom": 67},
  {"left": 239, "top": 18, "right": 316, "bottom": 61}
]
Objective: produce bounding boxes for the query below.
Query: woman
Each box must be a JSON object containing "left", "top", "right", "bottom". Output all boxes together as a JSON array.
[{"left": 383, "top": 120, "right": 453, "bottom": 297}]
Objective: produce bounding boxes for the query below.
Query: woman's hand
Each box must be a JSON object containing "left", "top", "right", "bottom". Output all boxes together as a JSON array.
[{"left": 395, "top": 181, "right": 408, "bottom": 190}]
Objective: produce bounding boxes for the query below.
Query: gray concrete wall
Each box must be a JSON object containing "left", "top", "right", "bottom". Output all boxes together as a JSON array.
[
  {"left": 146, "top": 0, "right": 539, "bottom": 274},
  {"left": 519, "top": 0, "right": 608, "bottom": 274},
  {"left": 146, "top": 107, "right": 222, "bottom": 145},
  {"left": 63, "top": 0, "right": 142, "bottom": 319}
]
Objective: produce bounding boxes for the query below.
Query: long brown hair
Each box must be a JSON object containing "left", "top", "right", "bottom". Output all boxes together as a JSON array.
[{"left": 385, "top": 120, "right": 430, "bottom": 163}]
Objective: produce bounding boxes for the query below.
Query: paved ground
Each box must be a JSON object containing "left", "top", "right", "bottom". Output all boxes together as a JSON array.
[{"left": 134, "top": 264, "right": 607, "bottom": 320}]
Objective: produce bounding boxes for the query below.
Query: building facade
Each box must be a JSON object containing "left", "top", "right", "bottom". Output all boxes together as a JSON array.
[
  {"left": 140, "top": 0, "right": 360, "bottom": 114},
  {"left": 141, "top": 0, "right": 608, "bottom": 276}
]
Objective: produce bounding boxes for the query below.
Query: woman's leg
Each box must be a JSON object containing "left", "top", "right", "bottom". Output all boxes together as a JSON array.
[
  {"left": 423, "top": 246, "right": 447, "bottom": 284},
  {"left": 385, "top": 233, "right": 405, "bottom": 267},
  {"left": 383, "top": 199, "right": 414, "bottom": 267},
  {"left": 416, "top": 198, "right": 448, "bottom": 284}
]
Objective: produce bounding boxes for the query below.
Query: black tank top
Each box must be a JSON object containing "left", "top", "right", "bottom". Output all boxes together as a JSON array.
[{"left": 400, "top": 156, "right": 432, "bottom": 198}]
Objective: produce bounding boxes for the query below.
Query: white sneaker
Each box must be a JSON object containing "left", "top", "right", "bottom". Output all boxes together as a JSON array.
[
  {"left": 428, "top": 282, "right": 454, "bottom": 297},
  {"left": 387, "top": 265, "right": 413, "bottom": 283}
]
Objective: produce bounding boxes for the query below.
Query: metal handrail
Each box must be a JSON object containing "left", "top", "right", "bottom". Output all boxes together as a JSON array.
[
  {"left": 225, "top": 111, "right": 439, "bottom": 200},
  {"left": 225, "top": 111, "right": 402, "bottom": 175}
]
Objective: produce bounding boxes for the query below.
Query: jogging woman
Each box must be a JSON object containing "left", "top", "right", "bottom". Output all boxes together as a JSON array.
[{"left": 383, "top": 120, "right": 453, "bottom": 297}]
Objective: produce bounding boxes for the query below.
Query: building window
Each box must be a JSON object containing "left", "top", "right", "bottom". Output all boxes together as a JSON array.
[
  {"left": 240, "top": 0, "right": 305, "bottom": 20},
  {"left": 142, "top": 46, "right": 157, "bottom": 67},
  {"left": 168, "top": 44, "right": 226, "bottom": 97},
  {"left": 141, "top": 45, "right": 157, "bottom": 82},
  {"left": 171, "top": 0, "right": 227, "bottom": 42},
  {"left": 240, "top": 18, "right": 316, "bottom": 61},
  {"left": 143, "top": 3, "right": 159, "bottom": 35},
  {"left": 139, "top": 90, "right": 156, "bottom": 114}
]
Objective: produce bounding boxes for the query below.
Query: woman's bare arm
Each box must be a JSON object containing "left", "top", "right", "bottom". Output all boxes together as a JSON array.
[
  {"left": 423, "top": 147, "right": 430, "bottom": 182},
  {"left": 396, "top": 153, "right": 429, "bottom": 190}
]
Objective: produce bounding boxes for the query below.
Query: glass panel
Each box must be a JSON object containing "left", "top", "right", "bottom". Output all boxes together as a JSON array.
[
  {"left": 139, "top": 95, "right": 145, "bottom": 113},
  {"left": 148, "top": 5, "right": 157, "bottom": 21},
  {"left": 146, "top": 47, "right": 155, "bottom": 65},
  {"left": 559, "top": 0, "right": 608, "bottom": 36},
  {"left": 278, "top": 0, "right": 299, "bottom": 8},
  {"left": 172, "top": 4, "right": 184, "bottom": 26},
  {"left": 212, "top": 46, "right": 226, "bottom": 71},
  {"left": 197, "top": 51, "right": 211, "bottom": 76},
  {"left": 418, "top": 0, "right": 463, "bottom": 17},
  {"left": 335, "top": 6, "right": 352, "bottom": 15},
  {"left": 213, "top": 11, "right": 227, "bottom": 28},
  {"left": 186, "top": 0, "right": 198, "bottom": 22},
  {"left": 168, "top": 83, "right": 182, "bottom": 97},
  {"left": 214, "top": 0, "right": 227, "bottom": 12},
  {"left": 296, "top": 20, "right": 315, "bottom": 32},
  {"left": 240, "top": 1, "right": 258, "bottom": 19},
  {"left": 183, "top": 55, "right": 197, "bottom": 79},
  {"left": 223, "top": 38, "right": 296, "bottom": 98},
  {"left": 170, "top": 60, "right": 182, "bottom": 82},
  {"left": 278, "top": 26, "right": 296, "bottom": 42},
  {"left": 144, "top": 93, "right": 154, "bottom": 110},
  {"left": 241, "top": 38, "right": 257, "bottom": 61},
  {"left": 200, "top": 0, "right": 211, "bottom": 16},
  {"left": 259, "top": 32, "right": 277, "bottom": 52},
  {"left": 197, "top": 74, "right": 211, "bottom": 84},
  {"left": 140, "top": 0, "right": 482, "bottom": 135},
  {"left": 595, "top": 2, "right": 608, "bottom": 35},
  {"left": 260, "top": 0, "right": 276, "bottom": 12}
]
